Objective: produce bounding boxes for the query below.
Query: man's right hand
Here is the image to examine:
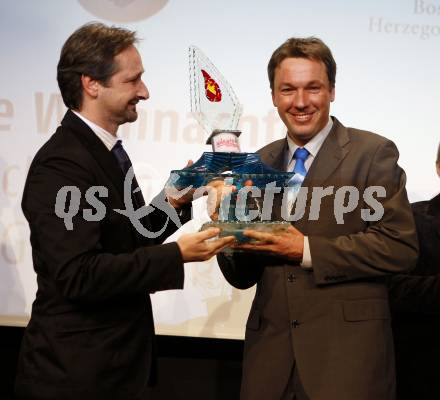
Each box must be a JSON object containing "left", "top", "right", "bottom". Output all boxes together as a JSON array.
[{"left": 177, "top": 228, "right": 235, "bottom": 262}]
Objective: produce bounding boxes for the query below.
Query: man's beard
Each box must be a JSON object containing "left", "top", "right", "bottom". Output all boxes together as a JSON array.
[{"left": 121, "top": 101, "right": 138, "bottom": 123}]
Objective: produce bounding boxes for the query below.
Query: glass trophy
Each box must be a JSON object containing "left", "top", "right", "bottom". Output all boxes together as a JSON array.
[{"left": 165, "top": 46, "right": 297, "bottom": 245}]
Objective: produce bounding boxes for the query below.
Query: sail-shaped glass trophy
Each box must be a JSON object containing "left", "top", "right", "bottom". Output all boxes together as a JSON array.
[{"left": 166, "top": 46, "right": 298, "bottom": 245}]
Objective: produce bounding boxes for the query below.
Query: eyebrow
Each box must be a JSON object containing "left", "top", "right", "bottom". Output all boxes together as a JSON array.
[
  {"left": 126, "top": 70, "right": 144, "bottom": 81},
  {"left": 306, "top": 80, "right": 324, "bottom": 86},
  {"left": 279, "top": 79, "right": 324, "bottom": 87}
]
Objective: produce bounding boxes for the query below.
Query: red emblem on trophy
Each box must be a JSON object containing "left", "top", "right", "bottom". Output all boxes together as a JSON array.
[
  {"left": 201, "top": 69, "right": 222, "bottom": 102},
  {"left": 188, "top": 45, "right": 242, "bottom": 149}
]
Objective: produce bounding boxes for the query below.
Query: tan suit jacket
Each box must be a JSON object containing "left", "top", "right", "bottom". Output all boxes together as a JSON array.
[{"left": 218, "top": 117, "right": 418, "bottom": 400}]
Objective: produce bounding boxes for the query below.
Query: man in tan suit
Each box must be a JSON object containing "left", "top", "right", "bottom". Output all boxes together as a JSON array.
[{"left": 217, "top": 37, "right": 418, "bottom": 400}]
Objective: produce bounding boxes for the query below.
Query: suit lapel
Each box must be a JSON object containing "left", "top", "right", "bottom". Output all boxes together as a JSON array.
[
  {"left": 260, "top": 118, "right": 351, "bottom": 188},
  {"left": 61, "top": 111, "right": 151, "bottom": 245},
  {"left": 292, "top": 118, "right": 350, "bottom": 231},
  {"left": 428, "top": 193, "right": 440, "bottom": 239},
  {"left": 61, "top": 110, "right": 125, "bottom": 203},
  {"left": 262, "top": 139, "right": 288, "bottom": 171},
  {"left": 302, "top": 118, "right": 350, "bottom": 189},
  {"left": 258, "top": 139, "right": 288, "bottom": 221},
  {"left": 258, "top": 123, "right": 351, "bottom": 227},
  {"left": 428, "top": 193, "right": 440, "bottom": 216}
]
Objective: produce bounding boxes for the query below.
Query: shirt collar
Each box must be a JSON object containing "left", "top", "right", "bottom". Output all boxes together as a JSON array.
[
  {"left": 72, "top": 110, "right": 119, "bottom": 151},
  {"left": 286, "top": 117, "right": 333, "bottom": 164}
]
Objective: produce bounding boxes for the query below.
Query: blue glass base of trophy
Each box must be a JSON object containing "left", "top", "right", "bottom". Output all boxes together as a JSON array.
[{"left": 166, "top": 150, "right": 296, "bottom": 249}]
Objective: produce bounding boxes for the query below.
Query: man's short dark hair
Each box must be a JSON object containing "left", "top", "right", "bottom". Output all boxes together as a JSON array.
[
  {"left": 267, "top": 37, "right": 336, "bottom": 91},
  {"left": 57, "top": 22, "right": 138, "bottom": 110}
]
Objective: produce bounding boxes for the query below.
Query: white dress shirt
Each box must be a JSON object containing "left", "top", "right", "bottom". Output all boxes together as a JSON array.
[
  {"left": 285, "top": 118, "right": 333, "bottom": 269},
  {"left": 72, "top": 110, "right": 119, "bottom": 151}
]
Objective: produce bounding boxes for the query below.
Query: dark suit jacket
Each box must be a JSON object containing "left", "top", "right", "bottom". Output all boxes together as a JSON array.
[
  {"left": 218, "top": 117, "right": 418, "bottom": 400},
  {"left": 388, "top": 193, "right": 440, "bottom": 400},
  {"left": 15, "top": 110, "right": 189, "bottom": 400}
]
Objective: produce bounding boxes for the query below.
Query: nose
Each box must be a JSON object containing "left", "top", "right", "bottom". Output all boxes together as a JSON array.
[
  {"left": 138, "top": 80, "right": 149, "bottom": 101},
  {"left": 293, "top": 89, "right": 308, "bottom": 109}
]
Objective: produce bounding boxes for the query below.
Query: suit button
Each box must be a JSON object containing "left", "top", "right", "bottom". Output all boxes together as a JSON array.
[
  {"left": 287, "top": 273, "right": 296, "bottom": 283},
  {"left": 291, "top": 320, "right": 300, "bottom": 328}
]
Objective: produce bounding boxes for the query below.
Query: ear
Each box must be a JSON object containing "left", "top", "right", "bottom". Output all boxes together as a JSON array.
[
  {"left": 436, "top": 161, "right": 440, "bottom": 178},
  {"left": 81, "top": 75, "right": 99, "bottom": 99},
  {"left": 330, "top": 86, "right": 335, "bottom": 102}
]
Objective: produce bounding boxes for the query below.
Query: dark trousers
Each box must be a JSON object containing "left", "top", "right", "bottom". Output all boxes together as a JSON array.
[{"left": 281, "top": 366, "right": 310, "bottom": 400}]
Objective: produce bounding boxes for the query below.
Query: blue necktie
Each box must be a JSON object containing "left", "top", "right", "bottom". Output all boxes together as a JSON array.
[
  {"left": 112, "top": 140, "right": 132, "bottom": 176},
  {"left": 285, "top": 147, "right": 310, "bottom": 212},
  {"left": 112, "top": 140, "right": 145, "bottom": 209},
  {"left": 292, "top": 147, "right": 310, "bottom": 178}
]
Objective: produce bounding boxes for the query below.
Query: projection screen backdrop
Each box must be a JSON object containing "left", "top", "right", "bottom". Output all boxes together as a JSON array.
[{"left": 0, "top": 0, "right": 439, "bottom": 339}]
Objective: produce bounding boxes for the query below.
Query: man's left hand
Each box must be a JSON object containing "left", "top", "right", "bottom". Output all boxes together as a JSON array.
[
  {"left": 166, "top": 160, "right": 195, "bottom": 209},
  {"left": 234, "top": 225, "right": 304, "bottom": 262}
]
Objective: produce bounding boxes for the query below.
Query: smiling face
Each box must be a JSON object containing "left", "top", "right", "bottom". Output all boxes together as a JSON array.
[
  {"left": 272, "top": 57, "right": 335, "bottom": 146},
  {"left": 97, "top": 45, "right": 149, "bottom": 133}
]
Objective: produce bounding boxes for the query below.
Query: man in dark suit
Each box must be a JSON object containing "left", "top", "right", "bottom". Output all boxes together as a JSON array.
[
  {"left": 217, "top": 37, "right": 418, "bottom": 399},
  {"left": 388, "top": 143, "right": 440, "bottom": 399},
  {"left": 14, "top": 22, "right": 233, "bottom": 400}
]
